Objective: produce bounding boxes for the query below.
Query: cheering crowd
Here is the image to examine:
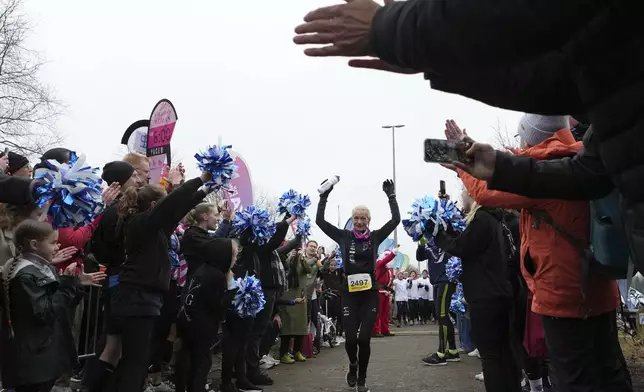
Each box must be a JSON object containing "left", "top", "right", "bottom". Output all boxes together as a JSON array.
[{"left": 0, "top": 1, "right": 643, "bottom": 392}]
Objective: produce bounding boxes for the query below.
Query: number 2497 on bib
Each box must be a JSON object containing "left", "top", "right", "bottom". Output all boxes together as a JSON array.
[{"left": 347, "top": 273, "right": 372, "bottom": 293}]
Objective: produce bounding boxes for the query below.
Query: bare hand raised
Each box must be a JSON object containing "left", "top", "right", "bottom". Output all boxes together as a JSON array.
[{"left": 452, "top": 143, "right": 497, "bottom": 181}]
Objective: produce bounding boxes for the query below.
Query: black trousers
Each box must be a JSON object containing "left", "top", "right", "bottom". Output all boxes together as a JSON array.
[
  {"left": 108, "top": 316, "right": 157, "bottom": 392},
  {"left": 175, "top": 319, "right": 218, "bottom": 392},
  {"left": 342, "top": 290, "right": 379, "bottom": 382},
  {"left": 542, "top": 310, "right": 632, "bottom": 392},
  {"left": 396, "top": 301, "right": 408, "bottom": 323},
  {"left": 149, "top": 282, "right": 179, "bottom": 373},
  {"left": 309, "top": 297, "right": 321, "bottom": 349},
  {"left": 221, "top": 313, "right": 253, "bottom": 384},
  {"left": 433, "top": 283, "right": 456, "bottom": 353},
  {"left": 469, "top": 300, "right": 522, "bottom": 392},
  {"left": 325, "top": 296, "right": 343, "bottom": 336},
  {"left": 245, "top": 289, "right": 277, "bottom": 378},
  {"left": 408, "top": 299, "right": 419, "bottom": 321},
  {"left": 258, "top": 318, "right": 280, "bottom": 358},
  {"left": 15, "top": 379, "right": 56, "bottom": 392}
]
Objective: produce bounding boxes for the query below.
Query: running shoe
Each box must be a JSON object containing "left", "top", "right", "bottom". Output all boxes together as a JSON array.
[
  {"left": 474, "top": 372, "right": 484, "bottom": 382},
  {"left": 280, "top": 353, "right": 296, "bottom": 364},
  {"left": 247, "top": 374, "right": 273, "bottom": 386},
  {"left": 259, "top": 356, "right": 274, "bottom": 370},
  {"left": 357, "top": 381, "right": 370, "bottom": 392},
  {"left": 236, "top": 379, "right": 262, "bottom": 392},
  {"left": 219, "top": 382, "right": 240, "bottom": 392},
  {"left": 150, "top": 381, "right": 175, "bottom": 392},
  {"left": 468, "top": 348, "right": 480, "bottom": 358},
  {"left": 445, "top": 351, "right": 461, "bottom": 362},
  {"left": 265, "top": 354, "right": 280, "bottom": 365},
  {"left": 346, "top": 363, "right": 358, "bottom": 387},
  {"left": 294, "top": 351, "right": 307, "bottom": 362},
  {"left": 422, "top": 353, "right": 447, "bottom": 366}
]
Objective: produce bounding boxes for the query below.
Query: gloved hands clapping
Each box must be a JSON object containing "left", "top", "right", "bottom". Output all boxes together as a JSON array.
[{"left": 382, "top": 179, "right": 395, "bottom": 198}]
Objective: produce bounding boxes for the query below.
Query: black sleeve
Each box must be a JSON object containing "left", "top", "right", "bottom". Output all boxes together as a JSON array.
[
  {"left": 147, "top": 177, "right": 204, "bottom": 233},
  {"left": 434, "top": 211, "right": 493, "bottom": 260},
  {"left": 416, "top": 245, "right": 438, "bottom": 263},
  {"left": 0, "top": 175, "right": 36, "bottom": 205},
  {"left": 424, "top": 49, "right": 584, "bottom": 115},
  {"left": 16, "top": 275, "right": 78, "bottom": 325},
  {"left": 262, "top": 221, "right": 290, "bottom": 253},
  {"left": 315, "top": 196, "right": 343, "bottom": 243},
  {"left": 375, "top": 196, "right": 401, "bottom": 243},
  {"left": 276, "top": 235, "right": 302, "bottom": 260},
  {"left": 213, "top": 219, "right": 232, "bottom": 238},
  {"left": 371, "top": 0, "right": 601, "bottom": 72},
  {"left": 488, "top": 132, "right": 613, "bottom": 200},
  {"left": 202, "top": 269, "right": 226, "bottom": 316}
]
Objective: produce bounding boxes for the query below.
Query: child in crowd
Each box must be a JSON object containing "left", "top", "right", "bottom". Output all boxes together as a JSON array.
[{"left": 393, "top": 271, "right": 408, "bottom": 327}]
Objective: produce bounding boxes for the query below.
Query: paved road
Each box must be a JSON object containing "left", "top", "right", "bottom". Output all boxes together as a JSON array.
[{"left": 261, "top": 325, "right": 484, "bottom": 392}]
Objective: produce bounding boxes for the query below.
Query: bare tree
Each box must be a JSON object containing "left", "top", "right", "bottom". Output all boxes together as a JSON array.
[
  {"left": 253, "top": 187, "right": 280, "bottom": 221},
  {"left": 490, "top": 117, "right": 519, "bottom": 150},
  {"left": 0, "top": 0, "right": 63, "bottom": 156}
]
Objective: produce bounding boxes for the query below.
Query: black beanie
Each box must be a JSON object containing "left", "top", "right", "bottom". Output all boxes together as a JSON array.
[
  {"left": 41, "top": 148, "right": 71, "bottom": 164},
  {"left": 102, "top": 161, "right": 135, "bottom": 185},
  {"left": 6, "top": 152, "right": 29, "bottom": 175}
]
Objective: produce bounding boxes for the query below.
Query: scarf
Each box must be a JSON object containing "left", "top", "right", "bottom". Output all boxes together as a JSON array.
[{"left": 352, "top": 227, "right": 371, "bottom": 240}]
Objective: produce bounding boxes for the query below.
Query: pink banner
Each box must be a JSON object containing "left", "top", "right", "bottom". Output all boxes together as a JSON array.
[
  {"left": 146, "top": 99, "right": 178, "bottom": 185},
  {"left": 224, "top": 152, "right": 253, "bottom": 213}
]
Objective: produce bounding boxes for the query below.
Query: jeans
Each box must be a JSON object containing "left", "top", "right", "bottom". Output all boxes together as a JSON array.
[
  {"left": 457, "top": 313, "right": 475, "bottom": 352},
  {"left": 542, "top": 310, "right": 632, "bottom": 392}
]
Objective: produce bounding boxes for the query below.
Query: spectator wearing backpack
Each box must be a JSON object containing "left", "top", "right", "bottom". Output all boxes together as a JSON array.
[{"left": 445, "top": 116, "right": 628, "bottom": 392}]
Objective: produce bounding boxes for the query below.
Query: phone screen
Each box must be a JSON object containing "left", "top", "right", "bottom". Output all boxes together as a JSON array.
[{"left": 423, "top": 139, "right": 472, "bottom": 164}]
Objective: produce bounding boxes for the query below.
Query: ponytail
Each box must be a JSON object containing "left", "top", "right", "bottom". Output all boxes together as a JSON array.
[
  {"left": 117, "top": 185, "right": 166, "bottom": 220},
  {"left": 185, "top": 203, "right": 216, "bottom": 227},
  {"left": 3, "top": 219, "right": 55, "bottom": 338}
]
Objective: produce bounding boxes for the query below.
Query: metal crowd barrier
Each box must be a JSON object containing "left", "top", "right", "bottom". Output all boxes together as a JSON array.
[{"left": 76, "top": 285, "right": 103, "bottom": 360}]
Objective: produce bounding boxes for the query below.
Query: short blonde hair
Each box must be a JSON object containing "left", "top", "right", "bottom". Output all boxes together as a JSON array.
[
  {"left": 351, "top": 205, "right": 371, "bottom": 220},
  {"left": 123, "top": 152, "right": 149, "bottom": 167}
]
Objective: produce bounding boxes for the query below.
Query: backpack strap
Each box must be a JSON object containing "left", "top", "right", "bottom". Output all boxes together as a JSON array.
[{"left": 528, "top": 209, "right": 590, "bottom": 319}]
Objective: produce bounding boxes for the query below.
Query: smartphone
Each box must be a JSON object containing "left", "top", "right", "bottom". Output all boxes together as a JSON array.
[
  {"left": 423, "top": 139, "right": 472, "bottom": 164},
  {"left": 439, "top": 180, "right": 446, "bottom": 195}
]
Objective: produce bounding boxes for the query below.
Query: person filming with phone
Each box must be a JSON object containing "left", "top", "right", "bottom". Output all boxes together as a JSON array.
[{"left": 316, "top": 178, "right": 400, "bottom": 392}]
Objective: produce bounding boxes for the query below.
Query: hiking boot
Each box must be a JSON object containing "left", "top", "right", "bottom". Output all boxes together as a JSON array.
[
  {"left": 422, "top": 353, "right": 447, "bottom": 366},
  {"left": 445, "top": 351, "right": 461, "bottom": 362},
  {"left": 346, "top": 363, "right": 358, "bottom": 388}
]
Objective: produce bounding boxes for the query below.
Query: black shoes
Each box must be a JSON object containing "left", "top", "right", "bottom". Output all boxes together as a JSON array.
[{"left": 346, "top": 363, "right": 358, "bottom": 388}]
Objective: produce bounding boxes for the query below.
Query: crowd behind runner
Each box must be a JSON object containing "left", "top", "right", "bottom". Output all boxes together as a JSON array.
[{"left": 0, "top": 1, "right": 642, "bottom": 392}]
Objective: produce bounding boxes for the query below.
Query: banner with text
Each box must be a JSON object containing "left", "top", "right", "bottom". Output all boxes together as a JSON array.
[
  {"left": 224, "top": 151, "right": 253, "bottom": 214},
  {"left": 147, "top": 99, "right": 177, "bottom": 185}
]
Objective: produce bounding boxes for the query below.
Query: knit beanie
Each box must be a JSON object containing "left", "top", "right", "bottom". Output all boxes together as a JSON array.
[
  {"left": 6, "top": 152, "right": 29, "bottom": 175},
  {"left": 102, "top": 161, "right": 135, "bottom": 185},
  {"left": 517, "top": 114, "right": 570, "bottom": 147},
  {"left": 41, "top": 147, "right": 71, "bottom": 164}
]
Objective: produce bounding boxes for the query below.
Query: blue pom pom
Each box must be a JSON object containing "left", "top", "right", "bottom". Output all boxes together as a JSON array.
[
  {"left": 277, "top": 189, "right": 311, "bottom": 218},
  {"left": 233, "top": 274, "right": 266, "bottom": 318},
  {"left": 194, "top": 145, "right": 238, "bottom": 190},
  {"left": 450, "top": 283, "right": 466, "bottom": 314},
  {"left": 233, "top": 205, "right": 277, "bottom": 245},
  {"left": 33, "top": 153, "right": 104, "bottom": 229},
  {"left": 296, "top": 216, "right": 311, "bottom": 239},
  {"left": 402, "top": 195, "right": 466, "bottom": 241},
  {"left": 445, "top": 256, "right": 462, "bottom": 283},
  {"left": 335, "top": 246, "right": 343, "bottom": 269}
]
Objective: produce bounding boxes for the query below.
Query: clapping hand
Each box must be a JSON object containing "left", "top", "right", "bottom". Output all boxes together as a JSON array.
[
  {"left": 64, "top": 262, "right": 107, "bottom": 287},
  {"left": 101, "top": 182, "right": 121, "bottom": 206},
  {"left": 52, "top": 247, "right": 78, "bottom": 265}
]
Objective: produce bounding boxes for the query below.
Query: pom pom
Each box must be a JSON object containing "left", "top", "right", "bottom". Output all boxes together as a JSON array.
[
  {"left": 33, "top": 153, "right": 104, "bottom": 229},
  {"left": 296, "top": 216, "right": 311, "bottom": 239},
  {"left": 233, "top": 274, "right": 266, "bottom": 318},
  {"left": 402, "top": 195, "right": 465, "bottom": 241},
  {"left": 277, "top": 189, "right": 310, "bottom": 217},
  {"left": 194, "top": 145, "right": 238, "bottom": 190},
  {"left": 335, "top": 246, "right": 343, "bottom": 270},
  {"left": 450, "top": 283, "right": 466, "bottom": 314},
  {"left": 445, "top": 256, "right": 462, "bottom": 283},
  {"left": 233, "top": 205, "right": 277, "bottom": 245}
]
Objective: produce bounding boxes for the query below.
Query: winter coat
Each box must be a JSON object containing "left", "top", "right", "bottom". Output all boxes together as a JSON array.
[
  {"left": 181, "top": 219, "right": 232, "bottom": 278},
  {"left": 278, "top": 252, "right": 311, "bottom": 336},
  {"left": 0, "top": 253, "right": 79, "bottom": 388},
  {"left": 459, "top": 130, "right": 619, "bottom": 318},
  {"left": 0, "top": 229, "right": 14, "bottom": 268},
  {"left": 416, "top": 245, "right": 449, "bottom": 285},
  {"left": 56, "top": 217, "right": 103, "bottom": 273}
]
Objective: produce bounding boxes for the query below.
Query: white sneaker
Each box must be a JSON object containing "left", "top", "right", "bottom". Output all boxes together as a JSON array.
[
  {"left": 336, "top": 336, "right": 345, "bottom": 344},
  {"left": 150, "top": 382, "right": 175, "bottom": 392},
  {"left": 259, "top": 359, "right": 275, "bottom": 370},
  {"left": 474, "top": 372, "right": 484, "bottom": 382},
  {"left": 468, "top": 348, "right": 480, "bottom": 358},
  {"left": 265, "top": 354, "right": 280, "bottom": 365}
]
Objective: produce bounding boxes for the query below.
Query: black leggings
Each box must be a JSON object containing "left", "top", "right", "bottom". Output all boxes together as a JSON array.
[
  {"left": 470, "top": 301, "right": 522, "bottom": 392},
  {"left": 279, "top": 335, "right": 304, "bottom": 357},
  {"left": 408, "top": 299, "right": 419, "bottom": 321},
  {"left": 175, "top": 319, "right": 218, "bottom": 392},
  {"left": 15, "top": 380, "right": 56, "bottom": 392},
  {"left": 221, "top": 312, "right": 253, "bottom": 384},
  {"left": 342, "top": 290, "right": 379, "bottom": 382},
  {"left": 325, "top": 296, "right": 343, "bottom": 336},
  {"left": 109, "top": 315, "right": 157, "bottom": 392},
  {"left": 149, "top": 282, "right": 179, "bottom": 373},
  {"left": 433, "top": 283, "right": 456, "bottom": 354},
  {"left": 396, "top": 301, "right": 408, "bottom": 324}
]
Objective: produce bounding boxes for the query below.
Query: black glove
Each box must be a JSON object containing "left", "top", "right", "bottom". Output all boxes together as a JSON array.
[
  {"left": 382, "top": 179, "right": 395, "bottom": 197},
  {"left": 283, "top": 212, "right": 292, "bottom": 221},
  {"left": 320, "top": 180, "right": 334, "bottom": 198}
]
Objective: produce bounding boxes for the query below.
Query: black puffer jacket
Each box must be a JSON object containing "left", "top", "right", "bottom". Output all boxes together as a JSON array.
[
  {"left": 371, "top": 1, "right": 644, "bottom": 275},
  {"left": 0, "top": 254, "right": 79, "bottom": 388}
]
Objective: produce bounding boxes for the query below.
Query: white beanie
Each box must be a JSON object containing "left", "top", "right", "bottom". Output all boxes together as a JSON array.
[{"left": 517, "top": 114, "right": 570, "bottom": 147}]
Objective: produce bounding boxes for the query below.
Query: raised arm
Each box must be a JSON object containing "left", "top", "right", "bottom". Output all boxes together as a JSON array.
[
  {"left": 375, "top": 196, "right": 401, "bottom": 242},
  {"left": 147, "top": 177, "right": 206, "bottom": 234},
  {"left": 316, "top": 194, "right": 343, "bottom": 243},
  {"left": 277, "top": 234, "right": 302, "bottom": 260},
  {"left": 262, "top": 220, "right": 290, "bottom": 253}
]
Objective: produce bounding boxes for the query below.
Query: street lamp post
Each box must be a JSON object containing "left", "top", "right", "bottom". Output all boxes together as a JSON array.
[{"left": 382, "top": 124, "right": 405, "bottom": 245}]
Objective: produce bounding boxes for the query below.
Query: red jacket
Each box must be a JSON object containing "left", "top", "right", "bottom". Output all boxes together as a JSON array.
[
  {"left": 459, "top": 129, "right": 619, "bottom": 318},
  {"left": 56, "top": 215, "right": 103, "bottom": 273},
  {"left": 375, "top": 249, "right": 396, "bottom": 293}
]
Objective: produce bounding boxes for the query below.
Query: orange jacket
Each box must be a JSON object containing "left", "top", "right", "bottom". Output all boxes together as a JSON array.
[{"left": 458, "top": 129, "right": 619, "bottom": 318}]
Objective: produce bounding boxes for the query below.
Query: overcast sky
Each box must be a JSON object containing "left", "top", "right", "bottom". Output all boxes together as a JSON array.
[{"left": 23, "top": 0, "right": 522, "bottom": 263}]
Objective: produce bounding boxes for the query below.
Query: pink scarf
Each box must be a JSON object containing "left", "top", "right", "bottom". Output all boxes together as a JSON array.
[{"left": 352, "top": 228, "right": 371, "bottom": 240}]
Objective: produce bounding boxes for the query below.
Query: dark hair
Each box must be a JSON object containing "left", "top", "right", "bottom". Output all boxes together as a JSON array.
[
  {"left": 307, "top": 240, "right": 318, "bottom": 246},
  {"left": 3, "top": 219, "right": 55, "bottom": 338},
  {"left": 0, "top": 202, "right": 39, "bottom": 231},
  {"left": 185, "top": 203, "right": 215, "bottom": 227},
  {"left": 117, "top": 184, "right": 166, "bottom": 220}
]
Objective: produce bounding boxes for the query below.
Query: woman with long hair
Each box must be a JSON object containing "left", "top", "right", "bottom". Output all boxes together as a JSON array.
[
  {"left": 316, "top": 179, "right": 400, "bottom": 392},
  {"left": 432, "top": 188, "right": 521, "bottom": 392},
  {"left": 108, "top": 172, "right": 212, "bottom": 392}
]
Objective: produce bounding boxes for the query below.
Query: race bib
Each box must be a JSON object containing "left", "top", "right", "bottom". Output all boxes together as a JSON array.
[{"left": 347, "top": 273, "right": 372, "bottom": 293}]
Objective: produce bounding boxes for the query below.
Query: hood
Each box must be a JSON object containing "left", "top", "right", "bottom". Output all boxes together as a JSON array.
[
  {"left": 508, "top": 129, "right": 582, "bottom": 160},
  {"left": 480, "top": 206, "right": 505, "bottom": 222},
  {"left": 202, "top": 238, "right": 233, "bottom": 274}
]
